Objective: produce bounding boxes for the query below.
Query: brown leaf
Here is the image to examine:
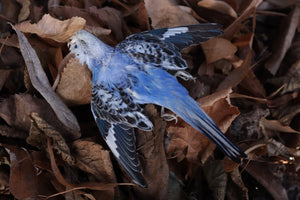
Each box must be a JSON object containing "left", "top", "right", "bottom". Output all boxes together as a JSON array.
[
  {"left": 46, "top": 138, "right": 129, "bottom": 196},
  {"left": 203, "top": 161, "right": 228, "bottom": 200},
  {"left": 72, "top": 139, "right": 117, "bottom": 199},
  {"left": 15, "top": 14, "right": 86, "bottom": 43},
  {"left": 27, "top": 112, "right": 75, "bottom": 165},
  {"left": 0, "top": 125, "right": 27, "bottom": 139},
  {"left": 72, "top": 139, "right": 117, "bottom": 183},
  {"left": 134, "top": 104, "right": 169, "bottom": 199},
  {"left": 0, "top": 69, "right": 11, "bottom": 91},
  {"left": 223, "top": 0, "right": 262, "bottom": 40},
  {"left": 217, "top": 50, "right": 252, "bottom": 91},
  {"left": 260, "top": 117, "right": 300, "bottom": 134},
  {"left": 265, "top": 5, "right": 300, "bottom": 75},
  {"left": 246, "top": 161, "right": 288, "bottom": 200},
  {"left": 56, "top": 58, "right": 92, "bottom": 105},
  {"left": 11, "top": 24, "right": 81, "bottom": 133},
  {"left": 88, "top": 6, "right": 125, "bottom": 42},
  {"left": 144, "top": 0, "right": 198, "bottom": 28},
  {"left": 226, "top": 168, "right": 248, "bottom": 199},
  {"left": 197, "top": 0, "right": 237, "bottom": 18},
  {"left": 6, "top": 145, "right": 59, "bottom": 199},
  {"left": 201, "top": 37, "right": 237, "bottom": 64},
  {"left": 16, "top": 0, "right": 30, "bottom": 22}
]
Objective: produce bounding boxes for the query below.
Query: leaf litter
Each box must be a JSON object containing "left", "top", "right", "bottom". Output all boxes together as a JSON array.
[{"left": 0, "top": 0, "right": 300, "bottom": 200}]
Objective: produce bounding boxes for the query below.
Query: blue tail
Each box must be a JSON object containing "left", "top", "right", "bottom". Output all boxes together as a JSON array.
[{"left": 170, "top": 96, "right": 246, "bottom": 162}]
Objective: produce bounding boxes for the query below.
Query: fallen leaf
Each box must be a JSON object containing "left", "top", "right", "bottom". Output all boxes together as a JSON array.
[
  {"left": 27, "top": 112, "right": 75, "bottom": 165},
  {"left": 144, "top": 0, "right": 198, "bottom": 29},
  {"left": 88, "top": 6, "right": 125, "bottom": 42},
  {"left": 198, "top": 0, "right": 237, "bottom": 18},
  {"left": 226, "top": 168, "right": 248, "bottom": 199},
  {"left": 0, "top": 69, "right": 11, "bottom": 91},
  {"left": 72, "top": 139, "right": 117, "bottom": 183},
  {"left": 217, "top": 50, "right": 252, "bottom": 91},
  {"left": 15, "top": 14, "right": 86, "bottom": 43},
  {"left": 16, "top": 0, "right": 31, "bottom": 22},
  {"left": 260, "top": 117, "right": 300, "bottom": 134},
  {"left": 0, "top": 125, "right": 27, "bottom": 139},
  {"left": 246, "top": 161, "right": 288, "bottom": 200},
  {"left": 201, "top": 37, "right": 237, "bottom": 64},
  {"left": 72, "top": 139, "right": 117, "bottom": 199},
  {"left": 11, "top": 24, "right": 81, "bottom": 134},
  {"left": 134, "top": 104, "right": 169, "bottom": 199},
  {"left": 265, "top": 5, "right": 300, "bottom": 75},
  {"left": 203, "top": 160, "right": 227, "bottom": 200},
  {"left": 267, "top": 138, "right": 293, "bottom": 158},
  {"left": 5, "top": 145, "right": 59, "bottom": 199},
  {"left": 56, "top": 57, "right": 92, "bottom": 105}
]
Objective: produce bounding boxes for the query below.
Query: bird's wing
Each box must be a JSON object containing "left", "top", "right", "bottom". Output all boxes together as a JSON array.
[
  {"left": 115, "top": 33, "right": 187, "bottom": 71},
  {"left": 115, "top": 23, "right": 222, "bottom": 71},
  {"left": 91, "top": 83, "right": 152, "bottom": 187},
  {"left": 143, "top": 23, "right": 223, "bottom": 50}
]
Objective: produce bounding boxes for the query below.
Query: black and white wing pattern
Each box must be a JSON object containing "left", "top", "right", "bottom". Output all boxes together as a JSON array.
[
  {"left": 115, "top": 23, "right": 223, "bottom": 71},
  {"left": 91, "top": 84, "right": 152, "bottom": 187}
]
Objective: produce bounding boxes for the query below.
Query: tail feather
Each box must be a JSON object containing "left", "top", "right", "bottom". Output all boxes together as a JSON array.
[{"left": 171, "top": 97, "right": 246, "bottom": 162}]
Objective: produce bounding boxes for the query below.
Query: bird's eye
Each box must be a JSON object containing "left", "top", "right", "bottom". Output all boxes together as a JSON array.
[{"left": 74, "top": 44, "right": 78, "bottom": 48}]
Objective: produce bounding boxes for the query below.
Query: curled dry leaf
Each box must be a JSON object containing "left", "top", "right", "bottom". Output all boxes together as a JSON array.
[
  {"left": 27, "top": 112, "right": 75, "bottom": 165},
  {"left": 144, "top": 0, "right": 198, "bottom": 28},
  {"left": 201, "top": 37, "right": 237, "bottom": 64},
  {"left": 11, "top": 24, "right": 81, "bottom": 134},
  {"left": 198, "top": 0, "right": 237, "bottom": 18},
  {"left": 167, "top": 88, "right": 240, "bottom": 164},
  {"left": 56, "top": 57, "right": 92, "bottom": 105},
  {"left": 15, "top": 14, "right": 86, "bottom": 43}
]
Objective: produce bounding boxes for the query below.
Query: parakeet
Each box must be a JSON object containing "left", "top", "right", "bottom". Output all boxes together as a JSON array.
[{"left": 68, "top": 24, "right": 246, "bottom": 188}]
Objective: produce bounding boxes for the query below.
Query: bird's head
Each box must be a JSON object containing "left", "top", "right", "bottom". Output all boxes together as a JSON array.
[{"left": 68, "top": 30, "right": 111, "bottom": 68}]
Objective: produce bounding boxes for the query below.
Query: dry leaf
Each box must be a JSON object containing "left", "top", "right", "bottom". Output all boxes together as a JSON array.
[
  {"left": 27, "top": 112, "right": 75, "bottom": 165},
  {"left": 260, "top": 117, "right": 300, "bottom": 134},
  {"left": 11, "top": 24, "right": 81, "bottom": 133},
  {"left": 203, "top": 161, "right": 227, "bottom": 200},
  {"left": 217, "top": 51, "right": 251, "bottom": 91},
  {"left": 15, "top": 14, "right": 86, "bottom": 43},
  {"left": 265, "top": 5, "right": 300, "bottom": 75},
  {"left": 72, "top": 139, "right": 117, "bottom": 199},
  {"left": 5, "top": 145, "right": 58, "bottom": 199},
  {"left": 72, "top": 139, "right": 117, "bottom": 183},
  {"left": 198, "top": 0, "right": 237, "bottom": 18},
  {"left": 56, "top": 57, "right": 92, "bottom": 105},
  {"left": 0, "top": 125, "right": 27, "bottom": 139},
  {"left": 201, "top": 37, "right": 237, "bottom": 64},
  {"left": 134, "top": 104, "right": 169, "bottom": 199},
  {"left": 246, "top": 161, "right": 288, "bottom": 200},
  {"left": 144, "top": 0, "right": 198, "bottom": 28},
  {"left": 17, "top": 0, "right": 30, "bottom": 22}
]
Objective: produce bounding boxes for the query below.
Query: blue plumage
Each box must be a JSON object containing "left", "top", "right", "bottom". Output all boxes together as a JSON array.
[{"left": 68, "top": 24, "right": 246, "bottom": 188}]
